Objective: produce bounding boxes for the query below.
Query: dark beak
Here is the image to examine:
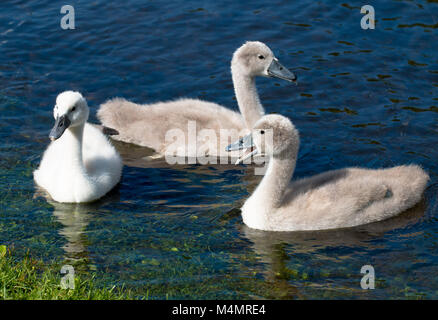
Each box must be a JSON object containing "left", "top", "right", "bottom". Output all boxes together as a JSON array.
[
  {"left": 267, "top": 58, "right": 297, "bottom": 82},
  {"left": 226, "top": 133, "right": 258, "bottom": 165},
  {"left": 49, "top": 115, "right": 71, "bottom": 141},
  {"left": 226, "top": 133, "right": 254, "bottom": 152}
]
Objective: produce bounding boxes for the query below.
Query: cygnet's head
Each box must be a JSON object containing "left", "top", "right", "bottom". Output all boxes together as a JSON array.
[
  {"left": 231, "top": 41, "right": 297, "bottom": 82},
  {"left": 226, "top": 114, "right": 299, "bottom": 163},
  {"left": 49, "top": 91, "right": 89, "bottom": 140},
  {"left": 252, "top": 114, "right": 299, "bottom": 157}
]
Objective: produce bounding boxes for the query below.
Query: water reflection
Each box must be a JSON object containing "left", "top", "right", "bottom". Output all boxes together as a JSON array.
[
  {"left": 241, "top": 200, "right": 427, "bottom": 284},
  {"left": 51, "top": 202, "right": 92, "bottom": 264},
  {"left": 44, "top": 190, "right": 121, "bottom": 269}
]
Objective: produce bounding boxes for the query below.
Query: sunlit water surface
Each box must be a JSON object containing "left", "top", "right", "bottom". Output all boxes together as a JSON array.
[{"left": 1, "top": 0, "right": 437, "bottom": 299}]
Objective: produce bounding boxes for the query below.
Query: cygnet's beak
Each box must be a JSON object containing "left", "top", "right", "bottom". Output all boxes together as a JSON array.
[
  {"left": 267, "top": 58, "right": 297, "bottom": 83},
  {"left": 49, "top": 114, "right": 71, "bottom": 141},
  {"left": 226, "top": 133, "right": 258, "bottom": 165}
]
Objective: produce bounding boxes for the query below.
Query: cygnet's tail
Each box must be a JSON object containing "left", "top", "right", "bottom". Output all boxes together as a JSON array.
[{"left": 97, "top": 98, "right": 140, "bottom": 131}]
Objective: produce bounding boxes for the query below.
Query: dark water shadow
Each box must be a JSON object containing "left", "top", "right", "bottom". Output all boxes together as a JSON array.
[{"left": 111, "top": 140, "right": 157, "bottom": 167}]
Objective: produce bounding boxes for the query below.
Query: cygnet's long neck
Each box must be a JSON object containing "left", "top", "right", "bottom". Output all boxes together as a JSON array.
[
  {"left": 251, "top": 148, "right": 297, "bottom": 211},
  {"left": 59, "top": 123, "right": 85, "bottom": 172},
  {"left": 232, "top": 71, "right": 265, "bottom": 129}
]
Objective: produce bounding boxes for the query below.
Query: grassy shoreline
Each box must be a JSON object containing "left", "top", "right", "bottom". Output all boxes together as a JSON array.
[{"left": 0, "top": 245, "right": 134, "bottom": 300}]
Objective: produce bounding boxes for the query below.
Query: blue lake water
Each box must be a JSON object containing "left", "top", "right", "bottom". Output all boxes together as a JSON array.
[{"left": 1, "top": 0, "right": 438, "bottom": 299}]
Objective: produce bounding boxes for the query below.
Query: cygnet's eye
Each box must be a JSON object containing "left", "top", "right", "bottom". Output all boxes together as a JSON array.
[
  {"left": 71, "top": 106, "right": 76, "bottom": 112},
  {"left": 258, "top": 55, "right": 265, "bottom": 60},
  {"left": 260, "top": 130, "right": 265, "bottom": 135}
]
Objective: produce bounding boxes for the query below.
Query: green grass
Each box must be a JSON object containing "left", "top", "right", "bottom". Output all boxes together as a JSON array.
[{"left": 0, "top": 245, "right": 134, "bottom": 300}]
